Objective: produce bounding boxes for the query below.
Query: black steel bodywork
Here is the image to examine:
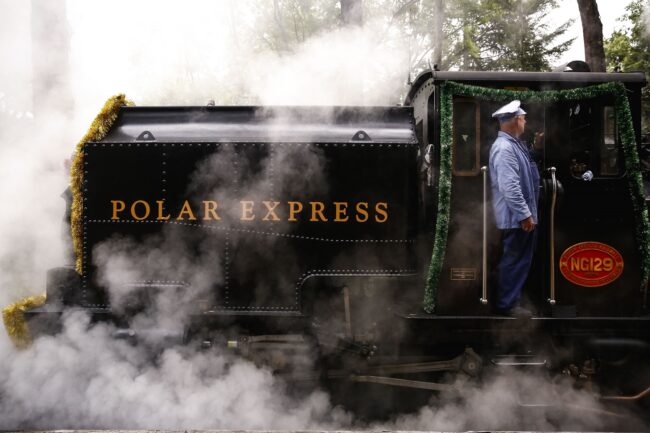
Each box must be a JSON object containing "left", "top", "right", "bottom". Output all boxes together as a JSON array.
[{"left": 80, "top": 106, "right": 419, "bottom": 314}]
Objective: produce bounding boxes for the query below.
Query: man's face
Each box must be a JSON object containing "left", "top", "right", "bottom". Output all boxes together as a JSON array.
[{"left": 514, "top": 114, "right": 526, "bottom": 136}]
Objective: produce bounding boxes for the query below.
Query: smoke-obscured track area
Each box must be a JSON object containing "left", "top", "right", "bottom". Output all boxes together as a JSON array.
[{"left": 2, "top": 431, "right": 639, "bottom": 433}]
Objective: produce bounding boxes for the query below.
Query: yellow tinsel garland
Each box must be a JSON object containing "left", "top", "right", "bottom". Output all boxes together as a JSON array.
[
  {"left": 3, "top": 95, "right": 132, "bottom": 349},
  {"left": 2, "top": 294, "right": 46, "bottom": 349},
  {"left": 71, "top": 94, "right": 133, "bottom": 273}
]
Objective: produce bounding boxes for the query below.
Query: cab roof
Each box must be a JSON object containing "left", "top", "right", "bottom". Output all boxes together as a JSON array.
[{"left": 405, "top": 70, "right": 647, "bottom": 105}]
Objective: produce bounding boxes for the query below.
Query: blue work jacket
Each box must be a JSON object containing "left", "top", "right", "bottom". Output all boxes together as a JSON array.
[{"left": 489, "top": 131, "right": 540, "bottom": 229}]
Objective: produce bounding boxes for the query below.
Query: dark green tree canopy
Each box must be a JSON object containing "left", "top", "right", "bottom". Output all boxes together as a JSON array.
[
  {"left": 444, "top": 0, "right": 574, "bottom": 71},
  {"left": 366, "top": 0, "right": 574, "bottom": 72},
  {"left": 605, "top": 0, "right": 650, "bottom": 132},
  {"left": 605, "top": 0, "right": 650, "bottom": 73}
]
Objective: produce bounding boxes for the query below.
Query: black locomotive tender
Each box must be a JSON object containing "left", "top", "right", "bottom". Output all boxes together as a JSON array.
[{"left": 32, "top": 68, "right": 650, "bottom": 405}]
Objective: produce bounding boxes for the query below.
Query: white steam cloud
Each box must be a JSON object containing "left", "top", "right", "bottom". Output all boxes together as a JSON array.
[
  {"left": 0, "top": 311, "right": 352, "bottom": 430},
  {"left": 2, "top": 317, "right": 647, "bottom": 431},
  {"left": 65, "top": 0, "right": 410, "bottom": 110}
]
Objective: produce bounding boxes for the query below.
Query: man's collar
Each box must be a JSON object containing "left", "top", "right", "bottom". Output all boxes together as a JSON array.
[{"left": 498, "top": 130, "right": 520, "bottom": 142}]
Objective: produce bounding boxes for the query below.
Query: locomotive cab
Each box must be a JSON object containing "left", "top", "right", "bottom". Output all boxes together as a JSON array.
[{"left": 406, "top": 70, "right": 649, "bottom": 320}]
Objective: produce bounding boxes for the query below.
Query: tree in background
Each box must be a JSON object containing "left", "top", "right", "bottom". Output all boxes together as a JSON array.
[
  {"left": 432, "top": 0, "right": 444, "bottom": 68},
  {"left": 252, "top": 0, "right": 573, "bottom": 72},
  {"left": 31, "top": 0, "right": 73, "bottom": 115},
  {"left": 341, "top": 0, "right": 364, "bottom": 26},
  {"left": 251, "top": 0, "right": 364, "bottom": 55},
  {"left": 366, "top": 0, "right": 444, "bottom": 72},
  {"left": 378, "top": 0, "right": 574, "bottom": 73},
  {"left": 444, "top": 0, "right": 574, "bottom": 71},
  {"left": 252, "top": 0, "right": 341, "bottom": 54},
  {"left": 605, "top": 0, "right": 650, "bottom": 132},
  {"left": 577, "top": 0, "right": 606, "bottom": 72}
]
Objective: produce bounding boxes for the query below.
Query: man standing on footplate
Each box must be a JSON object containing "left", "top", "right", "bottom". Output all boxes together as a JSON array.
[{"left": 489, "top": 100, "right": 541, "bottom": 318}]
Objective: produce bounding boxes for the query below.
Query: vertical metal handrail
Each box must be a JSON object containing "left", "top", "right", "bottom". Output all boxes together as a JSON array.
[
  {"left": 480, "top": 166, "right": 489, "bottom": 305},
  {"left": 548, "top": 167, "right": 557, "bottom": 306}
]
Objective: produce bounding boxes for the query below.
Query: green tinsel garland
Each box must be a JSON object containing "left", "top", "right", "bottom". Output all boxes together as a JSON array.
[
  {"left": 424, "top": 80, "right": 650, "bottom": 313},
  {"left": 424, "top": 84, "right": 453, "bottom": 312}
]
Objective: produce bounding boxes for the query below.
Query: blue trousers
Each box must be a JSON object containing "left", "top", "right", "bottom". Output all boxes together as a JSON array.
[{"left": 496, "top": 228, "right": 537, "bottom": 310}]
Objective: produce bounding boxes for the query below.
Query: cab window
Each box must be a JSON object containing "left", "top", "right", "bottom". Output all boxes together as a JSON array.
[
  {"left": 567, "top": 101, "right": 623, "bottom": 179},
  {"left": 452, "top": 98, "right": 480, "bottom": 176},
  {"left": 600, "top": 106, "right": 620, "bottom": 176}
]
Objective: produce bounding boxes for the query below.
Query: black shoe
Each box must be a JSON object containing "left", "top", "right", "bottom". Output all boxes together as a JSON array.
[{"left": 501, "top": 306, "right": 533, "bottom": 318}]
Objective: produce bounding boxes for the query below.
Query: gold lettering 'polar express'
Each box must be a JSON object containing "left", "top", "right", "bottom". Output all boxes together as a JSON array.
[{"left": 109, "top": 200, "right": 390, "bottom": 223}]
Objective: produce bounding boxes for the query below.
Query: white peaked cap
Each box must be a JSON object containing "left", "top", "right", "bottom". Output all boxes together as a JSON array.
[{"left": 492, "top": 100, "right": 526, "bottom": 120}]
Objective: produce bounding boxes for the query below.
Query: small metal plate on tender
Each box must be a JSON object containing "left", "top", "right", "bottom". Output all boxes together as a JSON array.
[{"left": 450, "top": 268, "right": 477, "bottom": 281}]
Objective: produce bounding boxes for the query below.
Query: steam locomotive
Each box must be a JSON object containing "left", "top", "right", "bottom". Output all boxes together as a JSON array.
[{"left": 22, "top": 66, "right": 650, "bottom": 413}]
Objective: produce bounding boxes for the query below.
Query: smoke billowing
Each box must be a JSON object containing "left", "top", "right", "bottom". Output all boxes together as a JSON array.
[
  {"left": 0, "top": 0, "right": 648, "bottom": 431},
  {"left": 0, "top": 311, "right": 352, "bottom": 430},
  {"left": 1, "top": 313, "right": 647, "bottom": 430},
  {"left": 65, "top": 0, "right": 410, "bottom": 109}
]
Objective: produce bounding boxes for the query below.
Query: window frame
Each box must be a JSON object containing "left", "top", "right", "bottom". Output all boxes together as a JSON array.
[{"left": 451, "top": 97, "right": 481, "bottom": 177}]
